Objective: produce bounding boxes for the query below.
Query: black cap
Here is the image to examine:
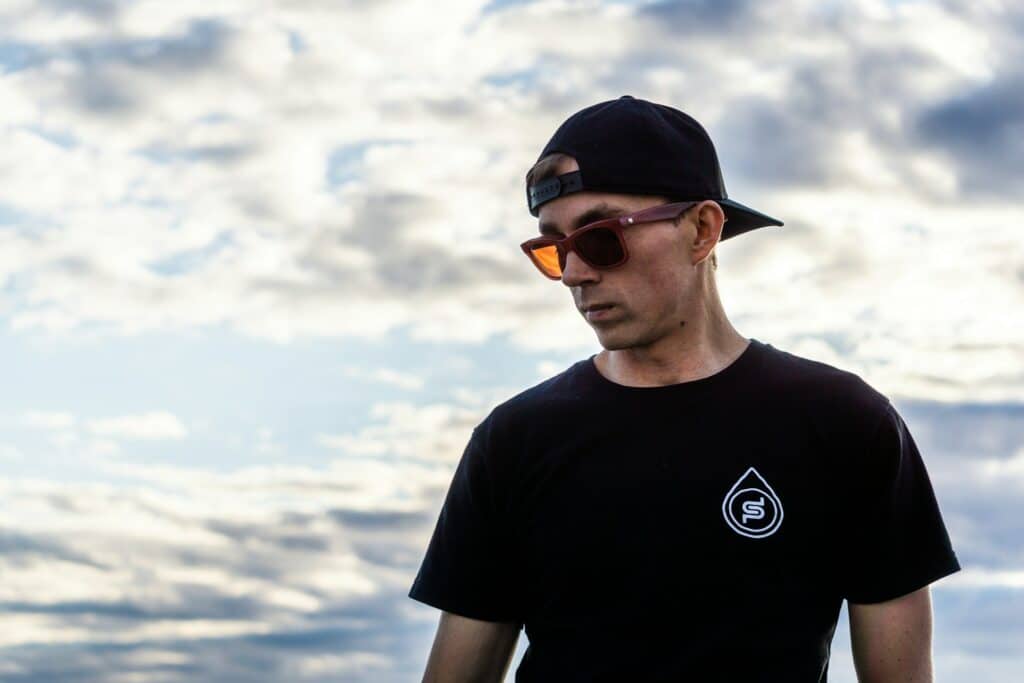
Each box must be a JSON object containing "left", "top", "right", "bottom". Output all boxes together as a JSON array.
[{"left": 527, "top": 95, "right": 783, "bottom": 241}]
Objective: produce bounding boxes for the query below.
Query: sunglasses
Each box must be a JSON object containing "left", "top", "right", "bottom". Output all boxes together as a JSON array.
[{"left": 520, "top": 200, "right": 701, "bottom": 280}]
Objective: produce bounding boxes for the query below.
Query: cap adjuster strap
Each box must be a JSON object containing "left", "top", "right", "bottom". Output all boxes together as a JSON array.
[{"left": 528, "top": 171, "right": 584, "bottom": 215}]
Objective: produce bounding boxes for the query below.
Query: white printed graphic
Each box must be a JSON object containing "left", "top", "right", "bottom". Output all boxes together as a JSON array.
[
  {"left": 741, "top": 498, "right": 765, "bottom": 524},
  {"left": 722, "top": 466, "right": 784, "bottom": 539}
]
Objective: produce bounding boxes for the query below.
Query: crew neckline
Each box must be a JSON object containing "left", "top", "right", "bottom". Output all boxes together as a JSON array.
[{"left": 580, "top": 337, "right": 768, "bottom": 400}]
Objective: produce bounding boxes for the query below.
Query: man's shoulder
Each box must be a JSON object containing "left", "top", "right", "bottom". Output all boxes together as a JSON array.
[
  {"left": 483, "top": 359, "right": 588, "bottom": 429},
  {"left": 465, "top": 360, "right": 588, "bottom": 475},
  {"left": 758, "top": 341, "right": 891, "bottom": 424}
]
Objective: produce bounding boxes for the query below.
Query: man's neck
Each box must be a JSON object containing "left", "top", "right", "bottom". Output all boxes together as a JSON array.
[{"left": 594, "top": 329, "right": 750, "bottom": 388}]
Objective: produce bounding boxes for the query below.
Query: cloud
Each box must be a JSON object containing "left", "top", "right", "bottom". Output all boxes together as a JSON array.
[
  {"left": 86, "top": 411, "right": 188, "bottom": 440},
  {"left": 317, "top": 398, "right": 487, "bottom": 461},
  {"left": 0, "top": 396, "right": 1021, "bottom": 680},
  {"left": 340, "top": 365, "right": 425, "bottom": 391},
  {"left": 914, "top": 73, "right": 1024, "bottom": 196},
  {"left": 0, "top": 448, "right": 456, "bottom": 680},
  {"left": 0, "top": 0, "right": 1017, "bottom": 402},
  {"left": 21, "top": 410, "right": 76, "bottom": 429},
  {"left": 17, "top": 409, "right": 183, "bottom": 446},
  {"left": 1, "top": 2, "right": 1023, "bottom": 680},
  {"left": 4, "top": 4, "right": 1022, "bottom": 376},
  {"left": 636, "top": 0, "right": 757, "bottom": 30}
]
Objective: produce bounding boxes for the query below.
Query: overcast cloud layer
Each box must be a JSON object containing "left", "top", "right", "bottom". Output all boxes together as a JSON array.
[{"left": 1, "top": 0, "right": 1022, "bottom": 680}]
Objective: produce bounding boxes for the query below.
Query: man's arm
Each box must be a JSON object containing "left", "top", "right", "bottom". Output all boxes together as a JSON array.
[
  {"left": 420, "top": 610, "right": 521, "bottom": 683},
  {"left": 848, "top": 585, "right": 934, "bottom": 683}
]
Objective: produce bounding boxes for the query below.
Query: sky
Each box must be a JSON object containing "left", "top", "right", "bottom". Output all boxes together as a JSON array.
[{"left": 0, "top": 0, "right": 1022, "bottom": 680}]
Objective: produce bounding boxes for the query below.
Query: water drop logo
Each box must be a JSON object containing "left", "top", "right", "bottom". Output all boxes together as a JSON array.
[{"left": 722, "top": 466, "right": 784, "bottom": 539}]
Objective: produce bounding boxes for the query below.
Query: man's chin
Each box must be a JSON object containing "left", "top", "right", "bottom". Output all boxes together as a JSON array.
[{"left": 594, "top": 333, "right": 634, "bottom": 351}]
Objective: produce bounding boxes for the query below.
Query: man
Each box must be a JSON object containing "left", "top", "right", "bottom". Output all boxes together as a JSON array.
[{"left": 408, "top": 95, "right": 961, "bottom": 682}]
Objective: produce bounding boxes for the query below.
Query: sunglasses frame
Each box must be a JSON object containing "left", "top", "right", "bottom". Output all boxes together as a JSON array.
[{"left": 520, "top": 200, "right": 702, "bottom": 280}]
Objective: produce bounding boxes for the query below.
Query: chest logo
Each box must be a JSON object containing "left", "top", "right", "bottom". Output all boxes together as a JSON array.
[{"left": 722, "top": 466, "right": 784, "bottom": 539}]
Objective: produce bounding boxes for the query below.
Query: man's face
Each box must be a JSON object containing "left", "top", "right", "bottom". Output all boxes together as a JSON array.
[{"left": 535, "top": 160, "right": 717, "bottom": 351}]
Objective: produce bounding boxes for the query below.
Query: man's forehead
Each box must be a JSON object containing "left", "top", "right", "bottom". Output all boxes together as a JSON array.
[{"left": 537, "top": 199, "right": 630, "bottom": 236}]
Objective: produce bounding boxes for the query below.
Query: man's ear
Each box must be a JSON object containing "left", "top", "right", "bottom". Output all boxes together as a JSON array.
[{"left": 691, "top": 200, "right": 725, "bottom": 260}]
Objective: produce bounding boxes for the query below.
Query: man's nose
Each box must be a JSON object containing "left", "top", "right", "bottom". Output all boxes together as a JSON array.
[{"left": 561, "top": 249, "right": 598, "bottom": 286}]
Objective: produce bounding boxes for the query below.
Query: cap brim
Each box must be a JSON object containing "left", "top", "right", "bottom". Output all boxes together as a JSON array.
[{"left": 717, "top": 198, "right": 784, "bottom": 241}]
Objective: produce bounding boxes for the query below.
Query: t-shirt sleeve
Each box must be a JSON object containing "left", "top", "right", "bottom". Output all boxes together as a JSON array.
[
  {"left": 838, "top": 400, "right": 962, "bottom": 604},
  {"left": 408, "top": 421, "right": 522, "bottom": 623}
]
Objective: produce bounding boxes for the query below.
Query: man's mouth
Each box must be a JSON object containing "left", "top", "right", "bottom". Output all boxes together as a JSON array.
[{"left": 585, "top": 304, "right": 617, "bottom": 321}]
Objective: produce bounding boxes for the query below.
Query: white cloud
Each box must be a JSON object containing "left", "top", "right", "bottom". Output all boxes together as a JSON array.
[
  {"left": 340, "top": 365, "right": 425, "bottom": 391},
  {"left": 0, "top": 0, "right": 1007, "bottom": 401},
  {"left": 0, "top": 4, "right": 1022, "bottom": 679},
  {"left": 86, "top": 411, "right": 187, "bottom": 440},
  {"left": 318, "top": 400, "right": 479, "bottom": 461},
  {"left": 0, "top": 0, "right": 1017, "bottom": 404},
  {"left": 975, "top": 449, "right": 1024, "bottom": 484},
  {"left": 2, "top": 391, "right": 1022, "bottom": 681},
  {"left": 947, "top": 567, "right": 1024, "bottom": 590},
  {"left": 21, "top": 411, "right": 76, "bottom": 430}
]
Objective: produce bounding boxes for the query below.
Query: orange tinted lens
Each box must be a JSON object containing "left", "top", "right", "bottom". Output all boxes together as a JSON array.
[{"left": 531, "top": 244, "right": 561, "bottom": 277}]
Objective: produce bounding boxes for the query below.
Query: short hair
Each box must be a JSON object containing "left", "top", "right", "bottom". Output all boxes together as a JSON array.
[{"left": 526, "top": 152, "right": 717, "bottom": 271}]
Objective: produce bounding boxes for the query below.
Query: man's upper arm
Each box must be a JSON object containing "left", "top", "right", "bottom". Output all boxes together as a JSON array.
[
  {"left": 848, "top": 585, "right": 934, "bottom": 683},
  {"left": 420, "top": 611, "right": 521, "bottom": 683}
]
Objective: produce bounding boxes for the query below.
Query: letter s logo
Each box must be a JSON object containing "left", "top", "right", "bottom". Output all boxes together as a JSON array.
[
  {"left": 741, "top": 497, "right": 765, "bottom": 524},
  {"left": 722, "top": 468, "right": 784, "bottom": 539}
]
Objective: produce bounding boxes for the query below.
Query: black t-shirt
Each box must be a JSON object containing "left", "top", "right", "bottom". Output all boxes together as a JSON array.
[{"left": 408, "top": 338, "right": 961, "bottom": 682}]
